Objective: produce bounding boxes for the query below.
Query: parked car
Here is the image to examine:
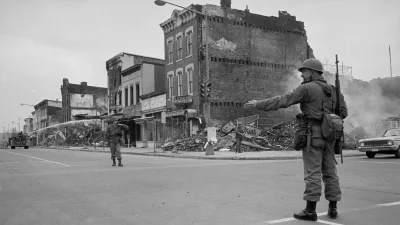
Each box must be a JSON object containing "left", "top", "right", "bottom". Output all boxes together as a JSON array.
[{"left": 358, "top": 128, "right": 400, "bottom": 158}]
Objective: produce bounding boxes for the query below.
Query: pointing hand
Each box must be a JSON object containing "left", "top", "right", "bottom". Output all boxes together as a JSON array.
[{"left": 243, "top": 100, "right": 258, "bottom": 109}]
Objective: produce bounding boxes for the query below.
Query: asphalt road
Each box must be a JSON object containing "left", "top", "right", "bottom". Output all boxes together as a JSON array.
[{"left": 0, "top": 148, "right": 399, "bottom": 225}]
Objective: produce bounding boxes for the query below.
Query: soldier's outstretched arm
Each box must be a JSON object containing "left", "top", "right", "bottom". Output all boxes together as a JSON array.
[{"left": 244, "top": 85, "right": 308, "bottom": 111}]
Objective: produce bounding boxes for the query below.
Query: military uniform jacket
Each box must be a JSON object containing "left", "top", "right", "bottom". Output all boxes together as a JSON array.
[
  {"left": 106, "top": 124, "right": 129, "bottom": 143},
  {"left": 255, "top": 76, "right": 348, "bottom": 121}
]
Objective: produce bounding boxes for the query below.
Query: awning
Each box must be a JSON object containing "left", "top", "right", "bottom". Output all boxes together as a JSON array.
[
  {"left": 133, "top": 116, "right": 155, "bottom": 123},
  {"left": 166, "top": 110, "right": 185, "bottom": 117},
  {"left": 165, "top": 109, "right": 198, "bottom": 118}
]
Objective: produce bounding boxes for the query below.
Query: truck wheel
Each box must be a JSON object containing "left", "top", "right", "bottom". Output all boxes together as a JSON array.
[
  {"left": 11, "top": 146, "right": 15, "bottom": 149},
  {"left": 24, "top": 146, "right": 29, "bottom": 149},
  {"left": 395, "top": 148, "right": 400, "bottom": 158},
  {"left": 366, "top": 152, "right": 376, "bottom": 158}
]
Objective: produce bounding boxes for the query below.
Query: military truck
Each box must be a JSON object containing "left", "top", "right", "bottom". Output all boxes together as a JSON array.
[{"left": 8, "top": 132, "right": 29, "bottom": 149}]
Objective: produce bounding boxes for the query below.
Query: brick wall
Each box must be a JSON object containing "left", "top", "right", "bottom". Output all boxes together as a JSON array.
[{"left": 201, "top": 5, "right": 313, "bottom": 127}]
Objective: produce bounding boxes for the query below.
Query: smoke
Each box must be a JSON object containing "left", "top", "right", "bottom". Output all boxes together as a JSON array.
[
  {"left": 324, "top": 74, "right": 400, "bottom": 135},
  {"left": 283, "top": 70, "right": 400, "bottom": 136}
]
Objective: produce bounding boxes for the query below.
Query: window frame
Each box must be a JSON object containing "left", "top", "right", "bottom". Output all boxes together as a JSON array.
[
  {"left": 166, "top": 36, "right": 174, "bottom": 64},
  {"left": 185, "top": 63, "right": 194, "bottom": 95},
  {"left": 176, "top": 32, "right": 183, "bottom": 61},
  {"left": 185, "top": 27, "right": 193, "bottom": 57},
  {"left": 124, "top": 87, "right": 128, "bottom": 107},
  {"left": 167, "top": 71, "right": 174, "bottom": 100},
  {"left": 130, "top": 85, "right": 134, "bottom": 105}
]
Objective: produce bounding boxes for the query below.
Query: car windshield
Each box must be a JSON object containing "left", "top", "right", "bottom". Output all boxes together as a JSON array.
[{"left": 382, "top": 129, "right": 400, "bottom": 137}]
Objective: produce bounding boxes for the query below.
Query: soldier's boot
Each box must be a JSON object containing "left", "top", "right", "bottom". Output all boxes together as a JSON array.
[
  {"left": 118, "top": 159, "right": 123, "bottom": 167},
  {"left": 294, "top": 201, "right": 317, "bottom": 221},
  {"left": 112, "top": 159, "right": 116, "bottom": 166},
  {"left": 327, "top": 201, "right": 338, "bottom": 219}
]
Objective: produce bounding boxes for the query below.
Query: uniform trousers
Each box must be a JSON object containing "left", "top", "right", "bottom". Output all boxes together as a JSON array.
[
  {"left": 302, "top": 143, "right": 341, "bottom": 202},
  {"left": 110, "top": 142, "right": 122, "bottom": 160}
]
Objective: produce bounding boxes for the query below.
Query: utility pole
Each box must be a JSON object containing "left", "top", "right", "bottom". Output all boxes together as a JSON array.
[
  {"left": 17, "top": 117, "right": 21, "bottom": 132},
  {"left": 389, "top": 45, "right": 393, "bottom": 78}
]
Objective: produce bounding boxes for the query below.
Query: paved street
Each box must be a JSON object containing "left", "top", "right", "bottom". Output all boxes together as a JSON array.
[{"left": 0, "top": 148, "right": 399, "bottom": 225}]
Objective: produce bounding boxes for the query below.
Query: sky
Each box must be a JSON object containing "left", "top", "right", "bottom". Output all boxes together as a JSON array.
[{"left": 0, "top": 0, "right": 399, "bottom": 132}]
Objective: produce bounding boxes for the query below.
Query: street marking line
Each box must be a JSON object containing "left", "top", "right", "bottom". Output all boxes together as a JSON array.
[
  {"left": 352, "top": 160, "right": 400, "bottom": 165},
  {"left": 262, "top": 218, "right": 294, "bottom": 224},
  {"left": 0, "top": 150, "right": 70, "bottom": 167},
  {"left": 0, "top": 162, "right": 21, "bottom": 165},
  {"left": 377, "top": 201, "right": 400, "bottom": 207},
  {"left": 318, "top": 220, "right": 344, "bottom": 225},
  {"left": 262, "top": 200, "right": 400, "bottom": 224}
]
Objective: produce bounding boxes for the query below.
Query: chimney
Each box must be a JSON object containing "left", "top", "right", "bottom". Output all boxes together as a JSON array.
[
  {"left": 81, "top": 82, "right": 87, "bottom": 87},
  {"left": 220, "top": 0, "right": 231, "bottom": 8},
  {"left": 63, "top": 78, "right": 69, "bottom": 84}
]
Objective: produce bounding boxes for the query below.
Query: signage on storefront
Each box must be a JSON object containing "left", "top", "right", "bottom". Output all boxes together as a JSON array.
[{"left": 172, "top": 95, "right": 193, "bottom": 104}]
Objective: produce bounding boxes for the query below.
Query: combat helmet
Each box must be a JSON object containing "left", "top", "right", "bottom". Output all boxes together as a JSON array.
[{"left": 298, "top": 58, "right": 324, "bottom": 73}]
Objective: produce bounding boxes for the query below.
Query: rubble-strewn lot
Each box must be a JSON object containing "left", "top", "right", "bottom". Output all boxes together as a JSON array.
[
  {"left": 35, "top": 121, "right": 106, "bottom": 147},
  {"left": 162, "top": 119, "right": 372, "bottom": 152},
  {"left": 33, "top": 119, "right": 370, "bottom": 152}
]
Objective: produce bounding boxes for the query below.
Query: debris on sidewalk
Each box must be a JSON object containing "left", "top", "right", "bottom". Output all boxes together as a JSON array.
[{"left": 36, "top": 120, "right": 107, "bottom": 147}]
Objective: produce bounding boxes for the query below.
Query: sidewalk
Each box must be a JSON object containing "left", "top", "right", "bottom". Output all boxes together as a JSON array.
[{"left": 38, "top": 145, "right": 365, "bottom": 160}]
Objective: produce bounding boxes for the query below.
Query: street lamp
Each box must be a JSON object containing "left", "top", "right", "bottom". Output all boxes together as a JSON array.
[
  {"left": 20, "top": 103, "right": 35, "bottom": 107},
  {"left": 154, "top": 0, "right": 209, "bottom": 82},
  {"left": 16, "top": 117, "right": 21, "bottom": 132}
]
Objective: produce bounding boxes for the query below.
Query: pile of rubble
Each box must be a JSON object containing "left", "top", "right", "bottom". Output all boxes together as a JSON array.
[
  {"left": 37, "top": 121, "right": 106, "bottom": 147},
  {"left": 163, "top": 119, "right": 298, "bottom": 152}
]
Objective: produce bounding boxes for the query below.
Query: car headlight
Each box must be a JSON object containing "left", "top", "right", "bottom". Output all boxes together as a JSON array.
[
  {"left": 359, "top": 142, "right": 364, "bottom": 147},
  {"left": 387, "top": 140, "right": 394, "bottom": 145}
]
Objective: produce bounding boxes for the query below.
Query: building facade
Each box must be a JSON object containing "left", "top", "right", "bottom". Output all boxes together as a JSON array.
[
  {"left": 33, "top": 99, "right": 63, "bottom": 130},
  {"left": 159, "top": 0, "right": 314, "bottom": 131},
  {"left": 23, "top": 117, "right": 33, "bottom": 134},
  {"left": 106, "top": 53, "right": 165, "bottom": 147},
  {"left": 61, "top": 78, "right": 108, "bottom": 122}
]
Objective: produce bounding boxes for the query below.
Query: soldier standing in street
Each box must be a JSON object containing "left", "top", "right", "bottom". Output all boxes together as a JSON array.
[
  {"left": 106, "top": 119, "right": 129, "bottom": 167},
  {"left": 244, "top": 58, "right": 348, "bottom": 221}
]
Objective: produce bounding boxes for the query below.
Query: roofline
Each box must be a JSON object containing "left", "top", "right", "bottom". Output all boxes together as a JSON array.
[
  {"left": 34, "top": 99, "right": 62, "bottom": 109},
  {"left": 121, "top": 60, "right": 165, "bottom": 75},
  {"left": 106, "top": 52, "right": 164, "bottom": 65}
]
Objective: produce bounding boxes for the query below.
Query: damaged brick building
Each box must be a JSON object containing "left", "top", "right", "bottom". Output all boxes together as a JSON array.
[
  {"left": 160, "top": 0, "right": 314, "bottom": 131},
  {"left": 61, "top": 78, "right": 108, "bottom": 122}
]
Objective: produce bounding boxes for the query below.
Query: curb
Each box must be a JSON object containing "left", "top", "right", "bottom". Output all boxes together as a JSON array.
[{"left": 31, "top": 146, "right": 365, "bottom": 161}]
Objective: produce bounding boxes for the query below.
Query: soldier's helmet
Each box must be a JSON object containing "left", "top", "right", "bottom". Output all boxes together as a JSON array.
[{"left": 298, "top": 58, "right": 324, "bottom": 73}]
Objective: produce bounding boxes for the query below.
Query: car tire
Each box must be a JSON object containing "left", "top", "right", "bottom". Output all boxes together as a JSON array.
[
  {"left": 366, "top": 152, "right": 376, "bottom": 158},
  {"left": 24, "top": 146, "right": 29, "bottom": 149},
  {"left": 11, "top": 146, "right": 15, "bottom": 149},
  {"left": 395, "top": 148, "right": 400, "bottom": 158}
]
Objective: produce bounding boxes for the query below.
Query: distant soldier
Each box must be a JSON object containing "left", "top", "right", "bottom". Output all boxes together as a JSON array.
[
  {"left": 106, "top": 120, "right": 129, "bottom": 167},
  {"left": 235, "top": 124, "right": 244, "bottom": 153}
]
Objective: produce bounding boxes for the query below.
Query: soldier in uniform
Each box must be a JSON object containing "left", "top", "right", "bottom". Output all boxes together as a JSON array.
[
  {"left": 106, "top": 119, "right": 129, "bottom": 167},
  {"left": 244, "top": 58, "right": 348, "bottom": 221}
]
